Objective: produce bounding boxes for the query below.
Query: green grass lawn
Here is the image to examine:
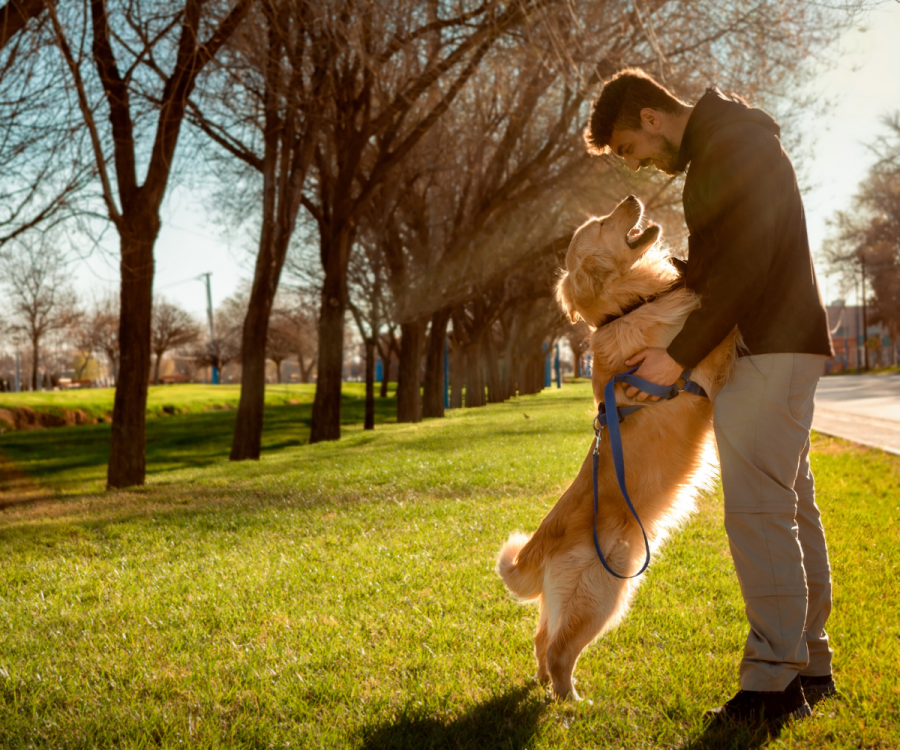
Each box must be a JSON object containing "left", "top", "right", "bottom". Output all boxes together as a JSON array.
[
  {"left": 0, "top": 383, "right": 898, "bottom": 748},
  {"left": 0, "top": 383, "right": 393, "bottom": 495},
  {"left": 0, "top": 382, "right": 321, "bottom": 421}
]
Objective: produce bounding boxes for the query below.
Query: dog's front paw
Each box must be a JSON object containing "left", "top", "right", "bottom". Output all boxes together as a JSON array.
[
  {"left": 551, "top": 683, "right": 582, "bottom": 702},
  {"left": 535, "top": 667, "right": 550, "bottom": 685}
]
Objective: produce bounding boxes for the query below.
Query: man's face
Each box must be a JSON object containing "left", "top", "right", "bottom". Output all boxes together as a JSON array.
[{"left": 608, "top": 127, "right": 681, "bottom": 176}]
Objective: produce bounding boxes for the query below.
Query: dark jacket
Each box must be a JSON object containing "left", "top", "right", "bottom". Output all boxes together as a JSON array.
[{"left": 666, "top": 88, "right": 833, "bottom": 368}]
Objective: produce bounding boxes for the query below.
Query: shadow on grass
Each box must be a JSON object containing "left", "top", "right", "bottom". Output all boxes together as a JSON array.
[
  {"left": 358, "top": 686, "right": 544, "bottom": 750},
  {"left": 0, "top": 390, "right": 398, "bottom": 495},
  {"left": 680, "top": 718, "right": 783, "bottom": 750}
]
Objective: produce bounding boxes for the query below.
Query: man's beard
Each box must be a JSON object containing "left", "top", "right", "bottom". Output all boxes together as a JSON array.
[{"left": 643, "top": 134, "right": 682, "bottom": 175}]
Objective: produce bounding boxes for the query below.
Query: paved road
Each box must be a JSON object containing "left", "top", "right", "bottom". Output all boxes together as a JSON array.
[{"left": 814, "top": 373, "right": 900, "bottom": 454}]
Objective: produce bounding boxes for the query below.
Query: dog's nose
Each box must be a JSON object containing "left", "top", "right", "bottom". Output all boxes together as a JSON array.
[{"left": 626, "top": 195, "right": 636, "bottom": 202}]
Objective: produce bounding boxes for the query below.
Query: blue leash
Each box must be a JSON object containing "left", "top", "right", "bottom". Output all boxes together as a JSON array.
[{"left": 591, "top": 367, "right": 708, "bottom": 579}]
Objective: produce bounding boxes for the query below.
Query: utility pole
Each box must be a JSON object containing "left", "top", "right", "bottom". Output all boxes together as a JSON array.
[
  {"left": 861, "top": 253, "right": 869, "bottom": 372},
  {"left": 198, "top": 273, "right": 218, "bottom": 384}
]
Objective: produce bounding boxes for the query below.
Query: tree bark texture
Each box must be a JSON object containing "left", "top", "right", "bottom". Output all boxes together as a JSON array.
[
  {"left": 108, "top": 230, "right": 156, "bottom": 488},
  {"left": 230, "top": 245, "right": 281, "bottom": 461},
  {"left": 465, "top": 338, "right": 485, "bottom": 407},
  {"left": 364, "top": 338, "right": 375, "bottom": 430},
  {"left": 422, "top": 308, "right": 450, "bottom": 418},
  {"left": 310, "top": 228, "right": 352, "bottom": 443},
  {"left": 396, "top": 318, "right": 425, "bottom": 423}
]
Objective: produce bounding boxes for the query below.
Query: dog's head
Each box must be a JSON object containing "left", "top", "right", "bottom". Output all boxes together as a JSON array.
[{"left": 556, "top": 195, "right": 666, "bottom": 327}]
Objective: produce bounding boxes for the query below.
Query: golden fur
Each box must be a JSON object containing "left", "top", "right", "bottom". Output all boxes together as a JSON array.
[{"left": 496, "top": 196, "right": 738, "bottom": 700}]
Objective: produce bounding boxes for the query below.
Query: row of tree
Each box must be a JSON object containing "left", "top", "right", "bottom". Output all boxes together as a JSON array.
[
  {"left": 0, "top": 0, "right": 863, "bottom": 487},
  {"left": 825, "top": 114, "right": 900, "bottom": 343},
  {"left": 0, "top": 240, "right": 318, "bottom": 389}
]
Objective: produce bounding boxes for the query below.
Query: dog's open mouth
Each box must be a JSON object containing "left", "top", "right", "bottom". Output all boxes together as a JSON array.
[{"left": 625, "top": 223, "right": 660, "bottom": 250}]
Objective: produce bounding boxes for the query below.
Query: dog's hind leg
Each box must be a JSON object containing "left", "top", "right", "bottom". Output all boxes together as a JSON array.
[
  {"left": 546, "top": 566, "right": 636, "bottom": 701},
  {"left": 534, "top": 598, "right": 550, "bottom": 684}
]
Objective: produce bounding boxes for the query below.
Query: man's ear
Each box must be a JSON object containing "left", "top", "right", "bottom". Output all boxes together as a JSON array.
[
  {"left": 639, "top": 108, "right": 661, "bottom": 132},
  {"left": 555, "top": 273, "right": 581, "bottom": 323}
]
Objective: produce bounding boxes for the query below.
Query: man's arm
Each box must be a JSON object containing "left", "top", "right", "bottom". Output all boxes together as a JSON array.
[{"left": 667, "top": 127, "right": 787, "bottom": 368}]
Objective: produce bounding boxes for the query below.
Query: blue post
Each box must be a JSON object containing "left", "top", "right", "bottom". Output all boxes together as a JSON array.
[
  {"left": 543, "top": 343, "right": 551, "bottom": 388},
  {"left": 443, "top": 337, "right": 450, "bottom": 410},
  {"left": 14, "top": 351, "right": 21, "bottom": 393},
  {"left": 554, "top": 343, "right": 561, "bottom": 388},
  {"left": 212, "top": 366, "right": 219, "bottom": 385},
  {"left": 376, "top": 358, "right": 383, "bottom": 383}
]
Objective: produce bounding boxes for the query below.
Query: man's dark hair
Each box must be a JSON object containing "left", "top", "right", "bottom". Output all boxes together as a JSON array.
[{"left": 584, "top": 68, "right": 688, "bottom": 155}]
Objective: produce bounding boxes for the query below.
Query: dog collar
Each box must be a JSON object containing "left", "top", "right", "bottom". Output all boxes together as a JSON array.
[{"left": 600, "top": 295, "right": 659, "bottom": 326}]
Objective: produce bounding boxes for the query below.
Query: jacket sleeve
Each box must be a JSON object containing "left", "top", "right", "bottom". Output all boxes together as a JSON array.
[{"left": 667, "top": 128, "right": 786, "bottom": 368}]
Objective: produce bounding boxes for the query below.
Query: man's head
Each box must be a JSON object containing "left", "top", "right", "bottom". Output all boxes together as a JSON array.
[{"left": 584, "top": 68, "right": 690, "bottom": 176}]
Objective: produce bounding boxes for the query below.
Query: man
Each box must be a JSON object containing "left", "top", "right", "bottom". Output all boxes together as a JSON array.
[{"left": 584, "top": 69, "right": 836, "bottom": 726}]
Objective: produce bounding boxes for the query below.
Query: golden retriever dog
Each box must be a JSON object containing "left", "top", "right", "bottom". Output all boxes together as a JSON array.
[{"left": 496, "top": 195, "right": 738, "bottom": 700}]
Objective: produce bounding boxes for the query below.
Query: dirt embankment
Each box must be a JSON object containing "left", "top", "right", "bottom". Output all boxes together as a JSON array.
[{"left": 0, "top": 406, "right": 104, "bottom": 432}]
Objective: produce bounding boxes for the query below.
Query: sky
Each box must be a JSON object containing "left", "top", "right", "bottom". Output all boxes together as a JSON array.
[
  {"left": 71, "top": 2, "right": 900, "bottom": 319},
  {"left": 800, "top": 1, "right": 900, "bottom": 306}
]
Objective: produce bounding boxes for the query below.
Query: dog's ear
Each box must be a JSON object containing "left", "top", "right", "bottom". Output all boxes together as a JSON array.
[{"left": 555, "top": 273, "right": 581, "bottom": 323}]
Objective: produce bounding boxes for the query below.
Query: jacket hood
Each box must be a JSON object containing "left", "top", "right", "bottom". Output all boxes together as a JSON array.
[{"left": 675, "top": 87, "right": 780, "bottom": 173}]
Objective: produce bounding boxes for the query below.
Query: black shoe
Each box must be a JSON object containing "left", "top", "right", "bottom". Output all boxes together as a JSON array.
[
  {"left": 800, "top": 673, "right": 837, "bottom": 708},
  {"left": 705, "top": 673, "right": 812, "bottom": 727}
]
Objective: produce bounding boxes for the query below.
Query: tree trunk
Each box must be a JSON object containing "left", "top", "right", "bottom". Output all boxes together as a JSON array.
[
  {"left": 450, "top": 338, "right": 464, "bottom": 408},
  {"left": 153, "top": 352, "right": 163, "bottom": 384},
  {"left": 484, "top": 331, "right": 503, "bottom": 404},
  {"left": 310, "top": 228, "right": 351, "bottom": 443},
  {"left": 274, "top": 359, "right": 282, "bottom": 383},
  {"left": 379, "top": 353, "right": 390, "bottom": 398},
  {"left": 396, "top": 318, "right": 425, "bottom": 423},
  {"left": 30, "top": 340, "right": 38, "bottom": 391},
  {"left": 422, "top": 308, "right": 450, "bottom": 418},
  {"left": 230, "top": 242, "right": 281, "bottom": 460},
  {"left": 108, "top": 230, "right": 155, "bottom": 489},
  {"left": 465, "top": 338, "right": 485, "bottom": 407},
  {"left": 364, "top": 338, "right": 375, "bottom": 430}
]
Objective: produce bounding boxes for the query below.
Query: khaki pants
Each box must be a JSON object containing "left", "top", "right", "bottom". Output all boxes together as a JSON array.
[{"left": 713, "top": 353, "right": 833, "bottom": 691}]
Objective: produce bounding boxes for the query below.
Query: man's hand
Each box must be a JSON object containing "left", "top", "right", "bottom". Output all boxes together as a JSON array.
[{"left": 623, "top": 347, "right": 685, "bottom": 402}]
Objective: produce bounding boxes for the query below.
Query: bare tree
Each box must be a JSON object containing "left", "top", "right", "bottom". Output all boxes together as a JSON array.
[
  {"left": 2, "top": 237, "right": 78, "bottom": 390},
  {"left": 825, "top": 114, "right": 900, "bottom": 359},
  {"left": 188, "top": 0, "right": 325, "bottom": 459},
  {"left": 0, "top": 8, "right": 91, "bottom": 250},
  {"left": 151, "top": 298, "right": 200, "bottom": 384},
  {"left": 46, "top": 0, "right": 254, "bottom": 487},
  {"left": 92, "top": 295, "right": 120, "bottom": 384},
  {"left": 347, "top": 242, "right": 392, "bottom": 429},
  {"left": 266, "top": 314, "right": 296, "bottom": 384}
]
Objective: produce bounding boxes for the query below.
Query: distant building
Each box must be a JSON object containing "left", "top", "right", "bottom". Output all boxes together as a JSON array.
[{"left": 826, "top": 300, "right": 895, "bottom": 372}]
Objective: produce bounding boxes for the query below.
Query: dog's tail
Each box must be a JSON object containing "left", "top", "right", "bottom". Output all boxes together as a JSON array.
[{"left": 496, "top": 533, "right": 544, "bottom": 601}]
